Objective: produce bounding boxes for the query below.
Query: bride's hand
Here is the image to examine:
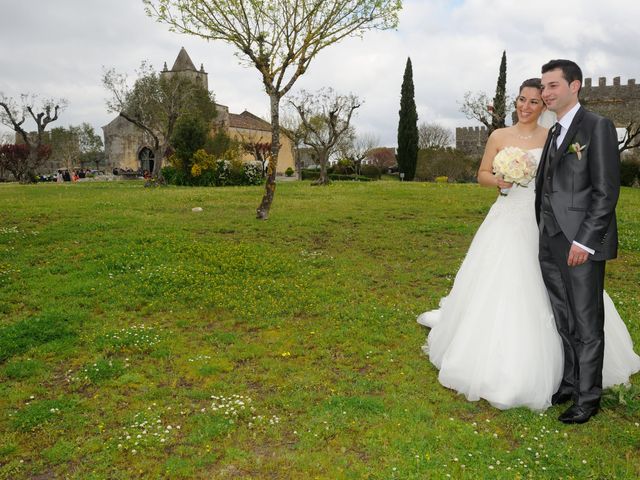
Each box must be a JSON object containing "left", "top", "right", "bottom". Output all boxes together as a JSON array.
[{"left": 496, "top": 176, "right": 513, "bottom": 189}]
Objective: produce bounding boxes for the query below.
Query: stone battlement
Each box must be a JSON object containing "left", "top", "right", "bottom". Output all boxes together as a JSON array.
[
  {"left": 455, "top": 126, "right": 488, "bottom": 157},
  {"left": 583, "top": 77, "right": 637, "bottom": 88},
  {"left": 581, "top": 76, "right": 640, "bottom": 126},
  {"left": 456, "top": 126, "right": 489, "bottom": 134}
]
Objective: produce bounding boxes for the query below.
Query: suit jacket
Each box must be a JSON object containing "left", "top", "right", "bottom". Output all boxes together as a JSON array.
[{"left": 534, "top": 106, "right": 620, "bottom": 261}]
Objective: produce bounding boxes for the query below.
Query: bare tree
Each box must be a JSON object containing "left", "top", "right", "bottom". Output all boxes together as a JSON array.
[
  {"left": 280, "top": 112, "right": 307, "bottom": 180},
  {"left": 0, "top": 131, "right": 13, "bottom": 144},
  {"left": 418, "top": 122, "right": 453, "bottom": 149},
  {"left": 50, "top": 126, "right": 81, "bottom": 172},
  {"left": 459, "top": 90, "right": 514, "bottom": 134},
  {"left": 619, "top": 121, "right": 640, "bottom": 153},
  {"left": 143, "top": 0, "right": 401, "bottom": 219},
  {"left": 78, "top": 123, "right": 104, "bottom": 169},
  {"left": 244, "top": 141, "right": 271, "bottom": 177},
  {"left": 339, "top": 131, "right": 380, "bottom": 175},
  {"left": 365, "top": 147, "right": 396, "bottom": 172},
  {"left": 289, "top": 88, "right": 360, "bottom": 185},
  {"left": 0, "top": 93, "right": 65, "bottom": 182}
]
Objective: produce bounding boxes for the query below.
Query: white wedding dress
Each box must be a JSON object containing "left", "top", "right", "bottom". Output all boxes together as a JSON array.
[{"left": 418, "top": 147, "right": 640, "bottom": 411}]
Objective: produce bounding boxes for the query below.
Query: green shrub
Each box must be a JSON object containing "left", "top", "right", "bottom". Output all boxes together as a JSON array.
[
  {"left": 163, "top": 159, "right": 262, "bottom": 187},
  {"left": 620, "top": 158, "right": 639, "bottom": 187},
  {"left": 360, "top": 164, "right": 381, "bottom": 179},
  {"left": 435, "top": 176, "right": 449, "bottom": 183},
  {"left": 416, "top": 147, "right": 477, "bottom": 182},
  {"left": 161, "top": 166, "right": 177, "bottom": 184},
  {"left": 162, "top": 166, "right": 192, "bottom": 186},
  {"left": 333, "top": 159, "right": 355, "bottom": 175},
  {"left": 328, "top": 173, "right": 372, "bottom": 182},
  {"left": 285, "top": 167, "right": 294, "bottom": 177},
  {"left": 171, "top": 115, "right": 209, "bottom": 174},
  {"left": 301, "top": 169, "right": 320, "bottom": 181}
]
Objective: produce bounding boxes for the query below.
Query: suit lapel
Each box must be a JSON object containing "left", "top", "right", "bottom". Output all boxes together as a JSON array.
[
  {"left": 553, "top": 106, "right": 585, "bottom": 163},
  {"left": 536, "top": 124, "right": 555, "bottom": 191}
]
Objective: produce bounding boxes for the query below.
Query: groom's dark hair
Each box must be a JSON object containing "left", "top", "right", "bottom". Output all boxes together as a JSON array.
[{"left": 542, "top": 59, "right": 583, "bottom": 92}]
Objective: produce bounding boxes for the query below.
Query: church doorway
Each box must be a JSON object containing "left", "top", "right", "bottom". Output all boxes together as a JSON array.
[{"left": 138, "top": 147, "right": 155, "bottom": 173}]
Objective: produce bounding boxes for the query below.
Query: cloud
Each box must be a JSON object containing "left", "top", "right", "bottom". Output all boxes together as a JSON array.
[{"left": 1, "top": 0, "right": 638, "bottom": 147}]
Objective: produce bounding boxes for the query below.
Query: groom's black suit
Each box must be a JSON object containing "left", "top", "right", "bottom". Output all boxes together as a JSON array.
[{"left": 534, "top": 105, "right": 620, "bottom": 409}]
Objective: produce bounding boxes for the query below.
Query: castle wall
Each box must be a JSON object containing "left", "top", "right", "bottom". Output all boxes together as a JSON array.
[
  {"left": 102, "top": 116, "right": 150, "bottom": 171},
  {"left": 455, "top": 126, "right": 488, "bottom": 158},
  {"left": 581, "top": 77, "right": 639, "bottom": 126}
]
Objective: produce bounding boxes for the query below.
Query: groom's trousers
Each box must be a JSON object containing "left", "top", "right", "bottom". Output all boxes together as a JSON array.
[{"left": 539, "top": 230, "right": 606, "bottom": 409}]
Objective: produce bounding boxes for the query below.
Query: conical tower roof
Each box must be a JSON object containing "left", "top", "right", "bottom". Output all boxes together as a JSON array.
[{"left": 171, "top": 47, "right": 197, "bottom": 72}]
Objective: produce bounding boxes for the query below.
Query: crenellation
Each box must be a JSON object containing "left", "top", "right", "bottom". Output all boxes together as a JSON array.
[
  {"left": 580, "top": 75, "right": 640, "bottom": 126},
  {"left": 455, "top": 126, "right": 488, "bottom": 157},
  {"left": 582, "top": 76, "right": 639, "bottom": 89}
]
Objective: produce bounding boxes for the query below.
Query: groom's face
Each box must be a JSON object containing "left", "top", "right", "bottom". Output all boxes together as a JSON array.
[{"left": 541, "top": 68, "right": 579, "bottom": 117}]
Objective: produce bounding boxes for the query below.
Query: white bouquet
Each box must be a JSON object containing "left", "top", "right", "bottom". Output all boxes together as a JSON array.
[{"left": 492, "top": 147, "right": 537, "bottom": 195}]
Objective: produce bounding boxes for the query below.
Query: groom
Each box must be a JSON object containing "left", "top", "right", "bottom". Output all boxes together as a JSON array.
[{"left": 535, "top": 59, "right": 620, "bottom": 424}]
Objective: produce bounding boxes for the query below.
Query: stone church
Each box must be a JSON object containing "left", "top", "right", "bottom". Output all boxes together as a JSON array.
[{"left": 102, "top": 48, "right": 295, "bottom": 174}]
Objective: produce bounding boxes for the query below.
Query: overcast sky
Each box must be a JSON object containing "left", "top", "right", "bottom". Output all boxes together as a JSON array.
[{"left": 1, "top": 0, "right": 638, "bottom": 147}]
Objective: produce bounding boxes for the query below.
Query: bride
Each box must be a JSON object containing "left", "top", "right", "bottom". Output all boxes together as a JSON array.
[{"left": 417, "top": 78, "right": 640, "bottom": 411}]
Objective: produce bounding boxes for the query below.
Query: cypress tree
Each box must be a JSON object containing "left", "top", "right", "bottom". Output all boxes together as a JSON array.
[
  {"left": 491, "top": 50, "right": 507, "bottom": 132},
  {"left": 397, "top": 57, "right": 419, "bottom": 180}
]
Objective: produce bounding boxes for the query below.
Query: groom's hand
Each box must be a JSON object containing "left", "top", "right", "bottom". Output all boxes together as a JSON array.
[{"left": 567, "top": 244, "right": 589, "bottom": 267}]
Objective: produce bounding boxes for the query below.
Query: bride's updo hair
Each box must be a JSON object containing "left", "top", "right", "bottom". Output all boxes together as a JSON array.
[{"left": 519, "top": 78, "right": 542, "bottom": 93}]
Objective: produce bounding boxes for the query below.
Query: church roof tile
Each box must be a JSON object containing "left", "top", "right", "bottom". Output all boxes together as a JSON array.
[{"left": 228, "top": 111, "right": 272, "bottom": 132}]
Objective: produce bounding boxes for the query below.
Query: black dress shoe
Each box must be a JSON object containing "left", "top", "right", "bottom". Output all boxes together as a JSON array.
[
  {"left": 551, "top": 391, "right": 573, "bottom": 405},
  {"left": 558, "top": 404, "right": 599, "bottom": 424}
]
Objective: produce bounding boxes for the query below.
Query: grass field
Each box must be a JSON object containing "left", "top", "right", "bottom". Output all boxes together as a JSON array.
[{"left": 0, "top": 180, "right": 639, "bottom": 479}]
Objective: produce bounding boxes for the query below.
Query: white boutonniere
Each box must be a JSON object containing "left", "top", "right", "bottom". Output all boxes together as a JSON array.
[{"left": 567, "top": 142, "right": 587, "bottom": 160}]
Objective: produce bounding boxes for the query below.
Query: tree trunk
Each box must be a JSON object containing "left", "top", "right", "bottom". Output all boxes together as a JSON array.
[
  {"left": 22, "top": 149, "right": 39, "bottom": 184},
  {"left": 151, "top": 141, "right": 165, "bottom": 181},
  {"left": 256, "top": 93, "right": 281, "bottom": 220},
  {"left": 314, "top": 151, "right": 330, "bottom": 185},
  {"left": 295, "top": 150, "right": 302, "bottom": 180}
]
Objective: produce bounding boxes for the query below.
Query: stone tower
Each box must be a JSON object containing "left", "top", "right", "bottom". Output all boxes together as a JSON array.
[
  {"left": 161, "top": 47, "right": 208, "bottom": 90},
  {"left": 102, "top": 48, "right": 209, "bottom": 172}
]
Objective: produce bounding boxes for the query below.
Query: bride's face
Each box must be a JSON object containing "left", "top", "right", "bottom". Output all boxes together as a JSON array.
[{"left": 515, "top": 87, "right": 545, "bottom": 124}]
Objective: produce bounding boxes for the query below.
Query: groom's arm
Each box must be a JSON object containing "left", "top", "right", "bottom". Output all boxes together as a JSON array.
[{"left": 573, "top": 116, "right": 620, "bottom": 251}]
